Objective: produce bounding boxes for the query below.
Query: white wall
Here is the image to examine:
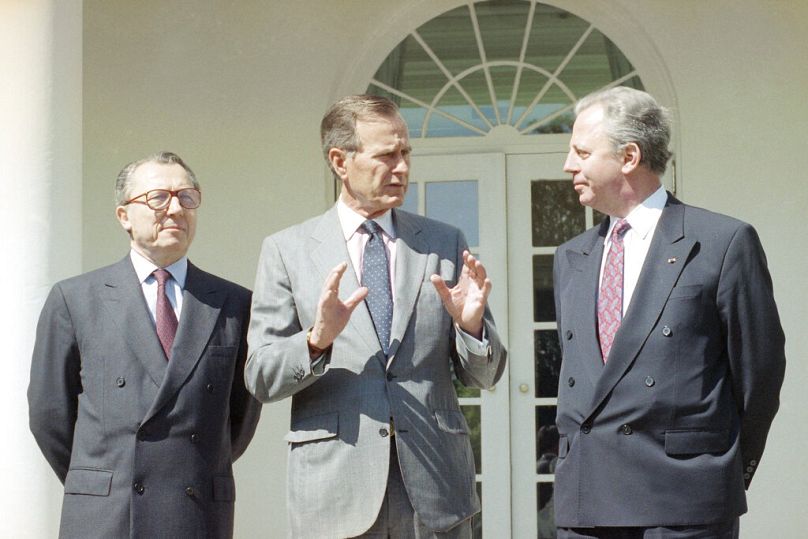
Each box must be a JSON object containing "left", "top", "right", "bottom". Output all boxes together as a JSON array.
[{"left": 79, "top": 1, "right": 808, "bottom": 537}]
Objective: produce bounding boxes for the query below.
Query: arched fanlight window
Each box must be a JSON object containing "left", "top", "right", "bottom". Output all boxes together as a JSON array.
[{"left": 367, "top": 0, "right": 644, "bottom": 138}]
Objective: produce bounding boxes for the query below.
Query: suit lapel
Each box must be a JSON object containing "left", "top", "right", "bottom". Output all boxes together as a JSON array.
[
  {"left": 387, "top": 210, "right": 428, "bottom": 361},
  {"left": 100, "top": 257, "right": 167, "bottom": 388},
  {"left": 144, "top": 262, "right": 225, "bottom": 423},
  {"left": 587, "top": 197, "right": 696, "bottom": 416},
  {"left": 567, "top": 222, "right": 609, "bottom": 387},
  {"left": 309, "top": 206, "right": 379, "bottom": 356}
]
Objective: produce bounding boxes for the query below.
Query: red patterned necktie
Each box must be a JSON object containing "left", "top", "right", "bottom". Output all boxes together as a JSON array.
[
  {"left": 153, "top": 269, "right": 178, "bottom": 360},
  {"left": 598, "top": 219, "right": 631, "bottom": 363}
]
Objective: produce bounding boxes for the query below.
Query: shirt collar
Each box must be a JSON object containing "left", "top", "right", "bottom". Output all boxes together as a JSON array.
[
  {"left": 129, "top": 249, "right": 188, "bottom": 288},
  {"left": 607, "top": 185, "right": 667, "bottom": 241},
  {"left": 336, "top": 199, "right": 396, "bottom": 241}
]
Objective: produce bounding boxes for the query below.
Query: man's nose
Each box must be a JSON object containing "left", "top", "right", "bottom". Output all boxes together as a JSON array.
[
  {"left": 562, "top": 151, "right": 578, "bottom": 173},
  {"left": 393, "top": 154, "right": 409, "bottom": 174},
  {"left": 165, "top": 193, "right": 184, "bottom": 214}
]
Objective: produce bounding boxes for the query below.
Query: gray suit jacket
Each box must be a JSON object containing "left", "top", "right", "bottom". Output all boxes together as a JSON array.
[
  {"left": 28, "top": 257, "right": 261, "bottom": 539},
  {"left": 246, "top": 206, "right": 506, "bottom": 538},
  {"left": 552, "top": 194, "right": 785, "bottom": 527}
]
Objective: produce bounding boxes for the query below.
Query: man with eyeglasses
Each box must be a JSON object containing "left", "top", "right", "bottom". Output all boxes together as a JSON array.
[{"left": 28, "top": 151, "right": 261, "bottom": 538}]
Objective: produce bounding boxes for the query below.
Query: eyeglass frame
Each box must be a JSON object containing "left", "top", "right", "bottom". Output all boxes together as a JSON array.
[{"left": 122, "top": 188, "right": 202, "bottom": 211}]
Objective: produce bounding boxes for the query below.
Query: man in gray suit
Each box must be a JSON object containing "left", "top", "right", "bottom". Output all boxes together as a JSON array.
[
  {"left": 28, "top": 151, "right": 261, "bottom": 538},
  {"left": 246, "top": 95, "right": 506, "bottom": 538},
  {"left": 553, "top": 87, "right": 785, "bottom": 538}
]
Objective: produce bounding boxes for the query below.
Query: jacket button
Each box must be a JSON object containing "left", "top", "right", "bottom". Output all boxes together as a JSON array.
[
  {"left": 662, "top": 326, "right": 672, "bottom": 337},
  {"left": 581, "top": 423, "right": 591, "bottom": 434},
  {"left": 644, "top": 376, "right": 655, "bottom": 387},
  {"left": 133, "top": 482, "right": 144, "bottom": 495},
  {"left": 190, "top": 433, "right": 199, "bottom": 443},
  {"left": 137, "top": 429, "right": 147, "bottom": 441},
  {"left": 379, "top": 428, "right": 389, "bottom": 437},
  {"left": 116, "top": 376, "right": 126, "bottom": 388},
  {"left": 565, "top": 330, "right": 573, "bottom": 340},
  {"left": 621, "top": 424, "right": 633, "bottom": 435},
  {"left": 568, "top": 377, "right": 575, "bottom": 387},
  {"left": 743, "top": 473, "right": 751, "bottom": 480},
  {"left": 206, "top": 383, "right": 215, "bottom": 393},
  {"left": 750, "top": 460, "right": 757, "bottom": 466},
  {"left": 386, "top": 372, "right": 396, "bottom": 382},
  {"left": 185, "top": 487, "right": 195, "bottom": 497}
]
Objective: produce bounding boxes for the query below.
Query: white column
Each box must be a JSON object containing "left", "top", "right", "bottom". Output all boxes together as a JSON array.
[{"left": 0, "top": 0, "right": 82, "bottom": 536}]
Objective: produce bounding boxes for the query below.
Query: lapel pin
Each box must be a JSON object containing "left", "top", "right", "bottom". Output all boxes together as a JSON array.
[{"left": 667, "top": 257, "right": 677, "bottom": 264}]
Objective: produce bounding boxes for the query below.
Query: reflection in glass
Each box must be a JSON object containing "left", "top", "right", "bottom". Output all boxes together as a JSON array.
[
  {"left": 532, "top": 254, "right": 555, "bottom": 322},
  {"left": 536, "top": 482, "right": 556, "bottom": 538},
  {"left": 472, "top": 482, "right": 483, "bottom": 539},
  {"left": 400, "top": 182, "right": 418, "bottom": 214},
  {"left": 426, "top": 181, "right": 479, "bottom": 246},
  {"left": 453, "top": 375, "right": 481, "bottom": 398},
  {"left": 531, "top": 180, "right": 585, "bottom": 246},
  {"left": 534, "top": 330, "right": 561, "bottom": 398},
  {"left": 462, "top": 405, "right": 482, "bottom": 474},
  {"left": 535, "top": 406, "right": 558, "bottom": 472}
]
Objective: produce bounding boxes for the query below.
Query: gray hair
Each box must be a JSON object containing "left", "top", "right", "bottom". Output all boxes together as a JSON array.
[
  {"left": 575, "top": 86, "right": 672, "bottom": 175},
  {"left": 320, "top": 94, "right": 404, "bottom": 180},
  {"left": 114, "top": 151, "right": 199, "bottom": 205}
]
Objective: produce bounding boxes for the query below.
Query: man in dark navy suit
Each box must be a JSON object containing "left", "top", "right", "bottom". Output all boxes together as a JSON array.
[{"left": 553, "top": 87, "right": 785, "bottom": 538}]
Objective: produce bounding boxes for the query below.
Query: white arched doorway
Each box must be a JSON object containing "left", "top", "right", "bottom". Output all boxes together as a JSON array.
[{"left": 339, "top": 2, "right": 676, "bottom": 536}]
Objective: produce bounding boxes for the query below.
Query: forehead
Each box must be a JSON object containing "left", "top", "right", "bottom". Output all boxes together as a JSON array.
[
  {"left": 129, "top": 161, "right": 193, "bottom": 191},
  {"left": 355, "top": 116, "right": 409, "bottom": 148}
]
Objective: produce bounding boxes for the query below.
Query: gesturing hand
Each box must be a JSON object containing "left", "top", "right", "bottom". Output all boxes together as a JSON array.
[
  {"left": 308, "top": 263, "right": 368, "bottom": 355},
  {"left": 430, "top": 250, "right": 491, "bottom": 339}
]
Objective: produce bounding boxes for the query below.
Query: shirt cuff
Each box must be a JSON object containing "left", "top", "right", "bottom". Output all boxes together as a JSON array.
[{"left": 455, "top": 323, "right": 490, "bottom": 356}]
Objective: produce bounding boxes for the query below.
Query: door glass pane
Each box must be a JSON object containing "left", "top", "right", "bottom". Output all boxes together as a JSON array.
[
  {"left": 462, "top": 404, "right": 482, "bottom": 473},
  {"left": 531, "top": 179, "right": 585, "bottom": 246},
  {"left": 536, "top": 406, "right": 558, "bottom": 470},
  {"left": 532, "top": 254, "right": 555, "bottom": 322},
  {"left": 425, "top": 180, "right": 479, "bottom": 246},
  {"left": 536, "top": 482, "right": 556, "bottom": 538},
  {"left": 534, "top": 329, "right": 561, "bottom": 398}
]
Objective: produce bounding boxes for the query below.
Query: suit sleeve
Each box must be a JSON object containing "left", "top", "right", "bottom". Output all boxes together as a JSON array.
[
  {"left": 245, "top": 236, "right": 323, "bottom": 403},
  {"left": 717, "top": 223, "right": 786, "bottom": 487},
  {"left": 27, "top": 284, "right": 81, "bottom": 483},
  {"left": 450, "top": 231, "right": 507, "bottom": 390},
  {"left": 229, "top": 289, "right": 262, "bottom": 461}
]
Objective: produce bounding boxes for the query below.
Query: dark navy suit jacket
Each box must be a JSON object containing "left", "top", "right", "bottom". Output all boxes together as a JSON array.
[{"left": 552, "top": 194, "right": 785, "bottom": 527}]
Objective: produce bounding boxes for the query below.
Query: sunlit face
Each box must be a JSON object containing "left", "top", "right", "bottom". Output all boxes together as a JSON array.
[
  {"left": 335, "top": 115, "right": 411, "bottom": 219},
  {"left": 115, "top": 162, "right": 198, "bottom": 267},
  {"left": 563, "top": 105, "right": 629, "bottom": 217}
]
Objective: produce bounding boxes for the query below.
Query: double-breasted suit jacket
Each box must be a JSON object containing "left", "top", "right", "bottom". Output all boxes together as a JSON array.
[
  {"left": 246, "top": 206, "right": 507, "bottom": 538},
  {"left": 552, "top": 194, "right": 785, "bottom": 527},
  {"left": 28, "top": 257, "right": 261, "bottom": 538}
]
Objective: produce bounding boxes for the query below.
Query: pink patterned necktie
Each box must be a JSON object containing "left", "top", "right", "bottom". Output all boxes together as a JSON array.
[
  {"left": 153, "top": 269, "right": 178, "bottom": 360},
  {"left": 598, "top": 219, "right": 631, "bottom": 363}
]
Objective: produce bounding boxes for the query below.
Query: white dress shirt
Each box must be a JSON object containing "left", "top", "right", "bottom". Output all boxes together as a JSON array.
[
  {"left": 599, "top": 185, "right": 667, "bottom": 315},
  {"left": 129, "top": 249, "right": 188, "bottom": 324}
]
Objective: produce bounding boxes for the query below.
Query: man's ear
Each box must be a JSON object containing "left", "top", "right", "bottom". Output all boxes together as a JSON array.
[
  {"left": 328, "top": 148, "right": 350, "bottom": 181},
  {"left": 116, "top": 205, "right": 132, "bottom": 233},
  {"left": 621, "top": 142, "right": 641, "bottom": 174}
]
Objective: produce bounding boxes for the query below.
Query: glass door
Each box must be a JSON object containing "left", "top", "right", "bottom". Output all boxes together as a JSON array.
[{"left": 408, "top": 152, "right": 511, "bottom": 538}]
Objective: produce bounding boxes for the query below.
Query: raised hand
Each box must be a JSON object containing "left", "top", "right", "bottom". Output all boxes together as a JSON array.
[
  {"left": 430, "top": 250, "right": 491, "bottom": 339},
  {"left": 309, "top": 262, "right": 368, "bottom": 355}
]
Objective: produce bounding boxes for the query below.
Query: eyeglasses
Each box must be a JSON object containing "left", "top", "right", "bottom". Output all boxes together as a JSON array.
[{"left": 123, "top": 188, "right": 202, "bottom": 211}]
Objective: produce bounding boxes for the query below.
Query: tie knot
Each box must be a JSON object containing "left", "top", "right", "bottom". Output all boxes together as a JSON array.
[
  {"left": 612, "top": 219, "right": 631, "bottom": 240},
  {"left": 153, "top": 268, "right": 172, "bottom": 286},
  {"left": 362, "top": 220, "right": 383, "bottom": 238}
]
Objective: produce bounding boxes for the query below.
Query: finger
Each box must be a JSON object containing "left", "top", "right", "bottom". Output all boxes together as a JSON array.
[
  {"left": 430, "top": 274, "right": 453, "bottom": 305},
  {"left": 480, "top": 278, "right": 492, "bottom": 300},
  {"left": 323, "top": 262, "right": 348, "bottom": 291},
  {"left": 343, "top": 286, "right": 369, "bottom": 310},
  {"left": 471, "top": 257, "right": 488, "bottom": 282}
]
